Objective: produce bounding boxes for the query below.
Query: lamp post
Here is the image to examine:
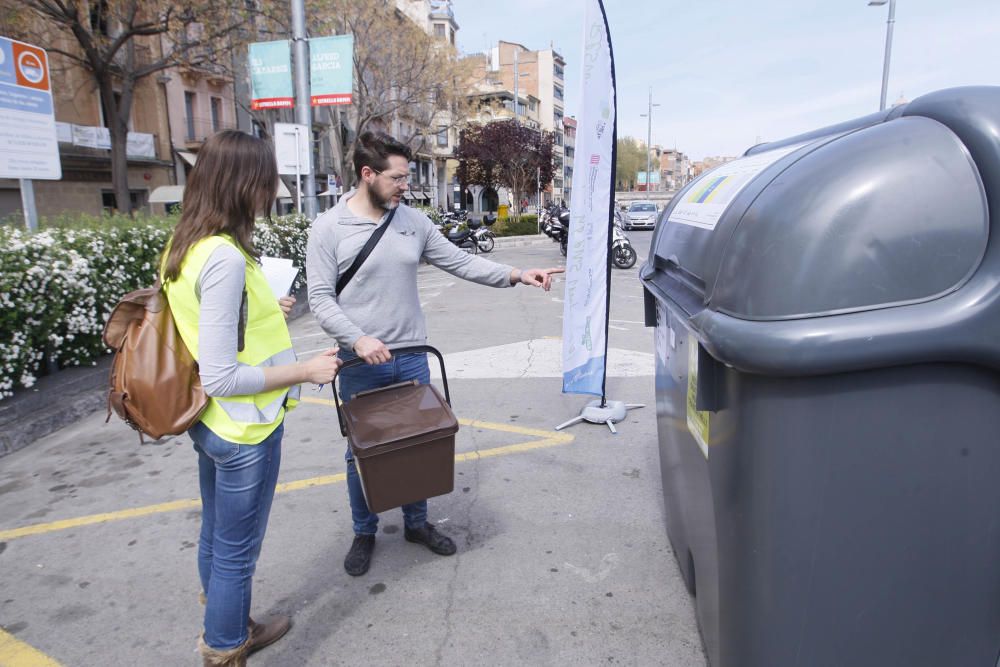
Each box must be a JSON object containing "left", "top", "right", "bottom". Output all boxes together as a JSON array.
[
  {"left": 639, "top": 87, "right": 660, "bottom": 192},
  {"left": 868, "top": 0, "right": 896, "bottom": 112}
]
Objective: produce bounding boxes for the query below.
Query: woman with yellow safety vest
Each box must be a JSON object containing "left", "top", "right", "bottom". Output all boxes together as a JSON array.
[{"left": 161, "top": 130, "right": 341, "bottom": 667}]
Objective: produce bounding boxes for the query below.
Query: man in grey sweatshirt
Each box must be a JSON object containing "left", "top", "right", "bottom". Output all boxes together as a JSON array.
[{"left": 307, "top": 132, "right": 562, "bottom": 576}]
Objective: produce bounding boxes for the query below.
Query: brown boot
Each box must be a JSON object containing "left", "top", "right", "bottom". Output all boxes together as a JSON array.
[
  {"left": 199, "top": 635, "right": 251, "bottom": 667},
  {"left": 247, "top": 615, "right": 291, "bottom": 655}
]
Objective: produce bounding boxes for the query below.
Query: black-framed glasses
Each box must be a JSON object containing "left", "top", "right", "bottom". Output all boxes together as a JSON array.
[{"left": 372, "top": 169, "right": 410, "bottom": 185}]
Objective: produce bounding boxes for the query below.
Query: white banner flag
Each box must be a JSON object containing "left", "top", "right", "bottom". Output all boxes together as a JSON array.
[{"left": 561, "top": 0, "right": 616, "bottom": 396}]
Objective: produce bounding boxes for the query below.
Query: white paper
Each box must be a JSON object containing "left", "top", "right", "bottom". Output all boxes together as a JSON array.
[{"left": 260, "top": 256, "right": 299, "bottom": 298}]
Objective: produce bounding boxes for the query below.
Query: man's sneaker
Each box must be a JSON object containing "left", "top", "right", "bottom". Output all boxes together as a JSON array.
[
  {"left": 344, "top": 534, "right": 375, "bottom": 576},
  {"left": 404, "top": 522, "right": 457, "bottom": 556}
]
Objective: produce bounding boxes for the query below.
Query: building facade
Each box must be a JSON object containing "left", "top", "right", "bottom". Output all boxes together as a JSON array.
[
  {"left": 0, "top": 29, "right": 173, "bottom": 220},
  {"left": 489, "top": 40, "right": 566, "bottom": 205}
]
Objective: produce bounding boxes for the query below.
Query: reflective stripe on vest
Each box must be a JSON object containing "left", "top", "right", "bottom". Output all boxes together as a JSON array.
[{"left": 163, "top": 235, "right": 300, "bottom": 444}]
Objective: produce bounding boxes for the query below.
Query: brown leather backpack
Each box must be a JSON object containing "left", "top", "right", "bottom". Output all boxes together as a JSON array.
[{"left": 102, "top": 282, "right": 207, "bottom": 441}]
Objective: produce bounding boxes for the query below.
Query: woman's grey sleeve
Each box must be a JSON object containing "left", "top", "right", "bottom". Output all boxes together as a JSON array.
[{"left": 196, "top": 245, "right": 267, "bottom": 397}]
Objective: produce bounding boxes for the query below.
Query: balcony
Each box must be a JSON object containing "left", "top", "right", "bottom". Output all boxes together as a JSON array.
[{"left": 183, "top": 115, "right": 237, "bottom": 146}]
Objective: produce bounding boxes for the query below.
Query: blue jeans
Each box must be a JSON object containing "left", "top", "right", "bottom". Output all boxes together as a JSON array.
[
  {"left": 339, "top": 351, "right": 430, "bottom": 535},
  {"left": 190, "top": 420, "right": 283, "bottom": 651}
]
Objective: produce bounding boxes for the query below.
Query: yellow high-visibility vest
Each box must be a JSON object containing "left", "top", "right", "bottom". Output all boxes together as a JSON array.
[{"left": 163, "top": 234, "right": 300, "bottom": 444}]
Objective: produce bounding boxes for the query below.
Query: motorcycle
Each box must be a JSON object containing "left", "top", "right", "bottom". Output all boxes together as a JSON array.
[
  {"left": 445, "top": 223, "right": 478, "bottom": 254},
  {"left": 612, "top": 212, "right": 637, "bottom": 269},
  {"left": 541, "top": 204, "right": 568, "bottom": 240},
  {"left": 470, "top": 212, "right": 497, "bottom": 253}
]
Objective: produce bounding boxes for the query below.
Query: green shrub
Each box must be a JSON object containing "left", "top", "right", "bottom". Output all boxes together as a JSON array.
[
  {"left": 492, "top": 215, "right": 539, "bottom": 237},
  {"left": 0, "top": 213, "right": 309, "bottom": 400}
]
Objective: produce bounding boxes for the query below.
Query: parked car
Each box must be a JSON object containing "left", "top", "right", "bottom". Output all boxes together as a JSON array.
[{"left": 624, "top": 200, "right": 658, "bottom": 230}]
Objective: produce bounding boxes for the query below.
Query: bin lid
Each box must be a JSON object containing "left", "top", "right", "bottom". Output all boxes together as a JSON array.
[
  {"left": 343, "top": 383, "right": 459, "bottom": 458},
  {"left": 649, "top": 112, "right": 988, "bottom": 321}
]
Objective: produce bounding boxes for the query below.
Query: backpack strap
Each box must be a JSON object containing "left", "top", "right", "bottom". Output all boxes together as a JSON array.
[{"left": 335, "top": 206, "right": 398, "bottom": 296}]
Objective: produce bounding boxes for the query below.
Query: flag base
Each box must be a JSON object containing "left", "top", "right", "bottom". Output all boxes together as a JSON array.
[{"left": 555, "top": 399, "right": 645, "bottom": 434}]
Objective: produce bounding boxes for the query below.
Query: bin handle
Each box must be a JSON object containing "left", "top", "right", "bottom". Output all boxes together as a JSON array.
[{"left": 331, "top": 345, "right": 451, "bottom": 437}]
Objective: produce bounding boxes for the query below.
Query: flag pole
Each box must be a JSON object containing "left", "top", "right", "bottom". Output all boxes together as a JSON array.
[
  {"left": 599, "top": 0, "right": 617, "bottom": 409},
  {"left": 555, "top": 0, "right": 644, "bottom": 433}
]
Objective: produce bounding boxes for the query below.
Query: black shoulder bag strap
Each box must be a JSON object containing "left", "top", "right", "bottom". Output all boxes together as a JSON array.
[{"left": 335, "top": 206, "right": 398, "bottom": 296}]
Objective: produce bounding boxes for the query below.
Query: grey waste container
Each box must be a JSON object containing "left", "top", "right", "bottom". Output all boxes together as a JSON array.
[{"left": 640, "top": 86, "right": 1000, "bottom": 667}]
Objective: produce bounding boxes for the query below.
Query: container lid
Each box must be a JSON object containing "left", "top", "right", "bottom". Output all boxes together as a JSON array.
[
  {"left": 649, "top": 114, "right": 988, "bottom": 320},
  {"left": 343, "top": 383, "right": 459, "bottom": 458}
]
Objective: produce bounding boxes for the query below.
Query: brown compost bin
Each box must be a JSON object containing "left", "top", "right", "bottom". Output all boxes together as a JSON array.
[{"left": 335, "top": 346, "right": 458, "bottom": 513}]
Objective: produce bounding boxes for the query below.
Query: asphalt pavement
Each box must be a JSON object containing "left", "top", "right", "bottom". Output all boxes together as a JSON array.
[{"left": 0, "top": 231, "right": 707, "bottom": 666}]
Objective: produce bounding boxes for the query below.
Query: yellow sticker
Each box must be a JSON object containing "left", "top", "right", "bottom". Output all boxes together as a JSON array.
[{"left": 686, "top": 342, "right": 710, "bottom": 458}]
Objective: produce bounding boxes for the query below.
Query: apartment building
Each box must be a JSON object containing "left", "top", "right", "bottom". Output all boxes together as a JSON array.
[
  {"left": 659, "top": 148, "right": 691, "bottom": 191},
  {"left": 489, "top": 40, "right": 566, "bottom": 205}
]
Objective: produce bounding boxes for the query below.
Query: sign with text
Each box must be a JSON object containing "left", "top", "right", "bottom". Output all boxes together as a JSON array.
[
  {"left": 249, "top": 40, "right": 294, "bottom": 110},
  {"left": 0, "top": 36, "right": 60, "bottom": 179},
  {"left": 310, "top": 35, "right": 353, "bottom": 106}
]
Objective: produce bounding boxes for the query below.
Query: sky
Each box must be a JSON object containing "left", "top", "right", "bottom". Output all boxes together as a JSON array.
[{"left": 453, "top": 0, "right": 1000, "bottom": 161}]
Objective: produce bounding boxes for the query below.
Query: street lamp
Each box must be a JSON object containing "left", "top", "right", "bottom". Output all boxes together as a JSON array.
[
  {"left": 638, "top": 87, "right": 660, "bottom": 192},
  {"left": 868, "top": 0, "right": 896, "bottom": 112}
]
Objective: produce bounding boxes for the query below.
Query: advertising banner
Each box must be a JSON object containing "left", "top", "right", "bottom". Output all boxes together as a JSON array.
[
  {"left": 561, "top": 0, "right": 616, "bottom": 396},
  {"left": 310, "top": 35, "right": 353, "bottom": 106},
  {"left": 249, "top": 40, "right": 294, "bottom": 110}
]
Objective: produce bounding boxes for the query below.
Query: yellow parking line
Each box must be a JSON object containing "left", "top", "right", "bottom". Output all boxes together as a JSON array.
[
  {"left": 0, "top": 628, "right": 61, "bottom": 667},
  {"left": 0, "top": 409, "right": 571, "bottom": 542}
]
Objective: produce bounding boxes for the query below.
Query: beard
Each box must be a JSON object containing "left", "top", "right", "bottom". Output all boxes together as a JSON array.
[{"left": 367, "top": 185, "right": 398, "bottom": 211}]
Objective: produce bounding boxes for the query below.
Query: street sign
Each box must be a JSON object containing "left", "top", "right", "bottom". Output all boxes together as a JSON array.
[
  {"left": 310, "top": 35, "right": 353, "bottom": 106},
  {"left": 273, "top": 123, "right": 311, "bottom": 176},
  {"left": 249, "top": 41, "right": 294, "bottom": 110},
  {"left": 0, "top": 36, "right": 60, "bottom": 180},
  {"left": 274, "top": 122, "right": 311, "bottom": 214}
]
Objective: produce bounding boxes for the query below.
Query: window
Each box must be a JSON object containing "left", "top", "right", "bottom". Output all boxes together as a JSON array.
[
  {"left": 554, "top": 63, "right": 564, "bottom": 80},
  {"left": 554, "top": 110, "right": 563, "bottom": 125},
  {"left": 184, "top": 92, "right": 196, "bottom": 140},
  {"left": 89, "top": 0, "right": 109, "bottom": 36},
  {"left": 565, "top": 147, "right": 574, "bottom": 158},
  {"left": 529, "top": 100, "right": 537, "bottom": 111},
  {"left": 449, "top": 28, "right": 455, "bottom": 46},
  {"left": 435, "top": 24, "right": 446, "bottom": 39},
  {"left": 554, "top": 133, "right": 563, "bottom": 146},
  {"left": 102, "top": 189, "right": 146, "bottom": 214},
  {"left": 210, "top": 97, "right": 222, "bottom": 132},
  {"left": 554, "top": 85, "right": 564, "bottom": 101},
  {"left": 437, "top": 127, "right": 449, "bottom": 147}
]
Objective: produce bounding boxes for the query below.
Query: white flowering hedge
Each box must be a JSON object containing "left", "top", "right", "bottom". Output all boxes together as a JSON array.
[{"left": 0, "top": 213, "right": 311, "bottom": 400}]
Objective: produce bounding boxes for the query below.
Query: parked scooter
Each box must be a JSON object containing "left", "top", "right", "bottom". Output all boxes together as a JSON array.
[
  {"left": 470, "top": 212, "right": 497, "bottom": 253},
  {"left": 445, "top": 223, "right": 478, "bottom": 254},
  {"left": 612, "top": 211, "right": 637, "bottom": 269}
]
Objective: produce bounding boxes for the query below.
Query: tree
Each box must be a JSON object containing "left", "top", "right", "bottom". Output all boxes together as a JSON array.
[
  {"left": 455, "top": 120, "right": 554, "bottom": 220},
  {"left": 309, "top": 0, "right": 475, "bottom": 188},
  {"left": 11, "top": 0, "right": 252, "bottom": 214},
  {"left": 615, "top": 136, "right": 648, "bottom": 191}
]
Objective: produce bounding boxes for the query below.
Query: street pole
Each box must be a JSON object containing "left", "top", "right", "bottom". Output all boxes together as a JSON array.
[
  {"left": 639, "top": 88, "right": 660, "bottom": 193},
  {"left": 513, "top": 49, "right": 519, "bottom": 119},
  {"left": 19, "top": 179, "right": 38, "bottom": 231},
  {"left": 879, "top": 0, "right": 896, "bottom": 111},
  {"left": 536, "top": 166, "right": 541, "bottom": 234},
  {"left": 291, "top": 0, "right": 317, "bottom": 219}
]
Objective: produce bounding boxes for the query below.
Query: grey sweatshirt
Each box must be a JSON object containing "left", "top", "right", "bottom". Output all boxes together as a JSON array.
[
  {"left": 306, "top": 190, "right": 516, "bottom": 351},
  {"left": 195, "top": 245, "right": 266, "bottom": 397}
]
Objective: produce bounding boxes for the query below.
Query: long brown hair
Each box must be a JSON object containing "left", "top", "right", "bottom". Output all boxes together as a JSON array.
[{"left": 162, "top": 130, "right": 278, "bottom": 281}]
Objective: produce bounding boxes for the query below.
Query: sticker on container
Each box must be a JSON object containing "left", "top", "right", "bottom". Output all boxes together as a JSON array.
[
  {"left": 654, "top": 301, "right": 670, "bottom": 365},
  {"left": 668, "top": 141, "right": 810, "bottom": 232},
  {"left": 686, "top": 342, "right": 710, "bottom": 458}
]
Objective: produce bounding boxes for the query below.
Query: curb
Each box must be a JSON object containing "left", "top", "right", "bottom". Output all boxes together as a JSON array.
[{"left": 492, "top": 234, "right": 556, "bottom": 250}]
